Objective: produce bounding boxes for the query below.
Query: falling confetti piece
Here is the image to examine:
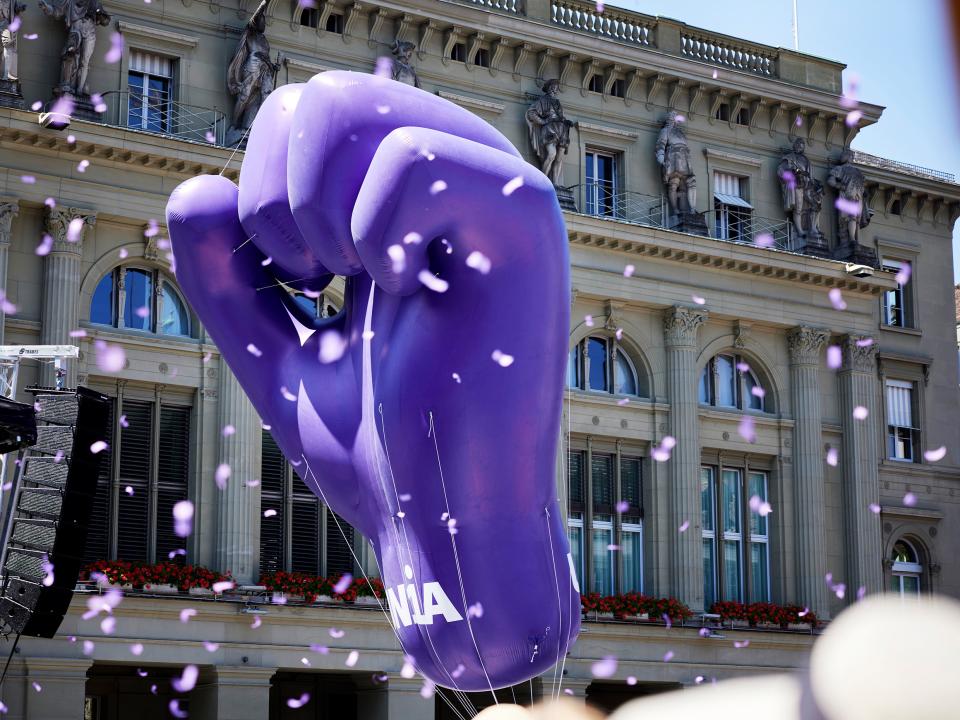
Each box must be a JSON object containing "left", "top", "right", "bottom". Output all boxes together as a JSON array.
[
  {"left": 855, "top": 337, "right": 873, "bottom": 348},
  {"left": 329, "top": 628, "right": 345, "bottom": 639},
  {"left": 346, "top": 650, "right": 359, "bottom": 667},
  {"left": 264, "top": 508, "right": 277, "bottom": 518},
  {"left": 179, "top": 609, "right": 196, "bottom": 623},
  {"left": 895, "top": 263, "right": 911, "bottom": 286},
  {"left": 203, "top": 641, "right": 219, "bottom": 652},
  {"left": 387, "top": 244, "right": 406, "bottom": 273},
  {"left": 826, "top": 345, "right": 842, "bottom": 369},
  {"left": 852, "top": 406, "right": 868, "bottom": 420},
  {"left": 94, "top": 340, "right": 125, "bottom": 372},
  {"left": 923, "top": 446, "right": 946, "bottom": 462},
  {"left": 169, "top": 700, "right": 188, "bottom": 719},
  {"left": 737, "top": 415, "right": 756, "bottom": 443},
  {"left": 678, "top": 520, "right": 690, "bottom": 533},
  {"left": 835, "top": 197, "right": 861, "bottom": 216},
  {"left": 502, "top": 176, "right": 524, "bottom": 196},
  {"left": 31, "top": 100, "right": 42, "bottom": 111},
  {"left": 417, "top": 269, "right": 449, "bottom": 293},
  {"left": 403, "top": 231, "right": 423, "bottom": 245},
  {"left": 616, "top": 500, "right": 629, "bottom": 513},
  {"left": 617, "top": 398, "right": 629, "bottom": 406},
  {"left": 429, "top": 180, "right": 447, "bottom": 195},
  {"left": 250, "top": 615, "right": 262, "bottom": 629},
  {"left": 869, "top": 503, "right": 880, "bottom": 514},
  {"left": 591, "top": 656, "right": 617, "bottom": 678},
  {"left": 90, "top": 440, "right": 108, "bottom": 454},
  {"left": 828, "top": 288, "right": 847, "bottom": 310},
  {"left": 903, "top": 492, "right": 917, "bottom": 506},
  {"left": 584, "top": 315, "right": 594, "bottom": 327},
  {"left": 67, "top": 217, "right": 84, "bottom": 242},
  {"left": 101, "top": 616, "right": 116, "bottom": 634},
  {"left": 491, "top": 350, "right": 514, "bottom": 367},
  {"left": 420, "top": 680, "right": 436, "bottom": 699},
  {"left": 83, "top": 641, "right": 94, "bottom": 655},
  {"left": 845, "top": 109, "right": 862, "bottom": 127},
  {"left": 663, "top": 651, "right": 674, "bottom": 662},
  {"left": 215, "top": 464, "right": 230, "bottom": 490},
  {"left": 173, "top": 500, "right": 194, "bottom": 537},
  {"left": 77, "top": 160, "right": 90, "bottom": 173},
  {"left": 246, "top": 343, "right": 262, "bottom": 357},
  {"left": 35, "top": 234, "right": 53, "bottom": 256},
  {"left": 826, "top": 447, "right": 838, "bottom": 466},
  {"left": 172, "top": 665, "right": 198, "bottom": 693},
  {"left": 467, "top": 602, "right": 483, "bottom": 618},
  {"left": 451, "top": 373, "right": 461, "bottom": 383},
  {"left": 319, "top": 331, "right": 348, "bottom": 363},
  {"left": 20, "top": 175, "right": 35, "bottom": 184},
  {"left": 131, "top": 643, "right": 143, "bottom": 656},
  {"left": 213, "top": 581, "right": 234, "bottom": 594},
  {"left": 623, "top": 264, "right": 635, "bottom": 277},
  {"left": 41, "top": 557, "right": 54, "bottom": 587},
  {"left": 280, "top": 386, "right": 297, "bottom": 402},
  {"left": 692, "top": 295, "right": 706, "bottom": 305},
  {"left": 754, "top": 232, "right": 774, "bottom": 248},
  {"left": 466, "top": 251, "right": 491, "bottom": 274},
  {"left": 105, "top": 31, "right": 123, "bottom": 63},
  {"left": 91, "top": 93, "right": 106, "bottom": 113},
  {"left": 287, "top": 693, "right": 311, "bottom": 709},
  {"left": 734, "top": 640, "right": 750, "bottom": 649},
  {"left": 32, "top": 682, "right": 41, "bottom": 692},
  {"left": 168, "top": 549, "right": 185, "bottom": 559},
  {"left": 69, "top": 329, "right": 87, "bottom": 338}
]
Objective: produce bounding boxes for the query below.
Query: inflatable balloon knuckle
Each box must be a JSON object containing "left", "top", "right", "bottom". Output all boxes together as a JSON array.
[{"left": 166, "top": 71, "right": 578, "bottom": 691}]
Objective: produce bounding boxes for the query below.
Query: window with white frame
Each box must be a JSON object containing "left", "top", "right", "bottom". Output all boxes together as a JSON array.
[
  {"left": 91, "top": 266, "right": 191, "bottom": 337},
  {"left": 881, "top": 259, "right": 913, "bottom": 328},
  {"left": 699, "top": 353, "right": 767, "bottom": 412},
  {"left": 886, "top": 379, "right": 919, "bottom": 462},
  {"left": 568, "top": 335, "right": 646, "bottom": 397},
  {"left": 701, "top": 467, "right": 771, "bottom": 609},
  {"left": 128, "top": 51, "right": 174, "bottom": 134},
  {"left": 890, "top": 539, "right": 922, "bottom": 597},
  {"left": 585, "top": 149, "right": 619, "bottom": 218},
  {"left": 713, "top": 172, "right": 753, "bottom": 243},
  {"left": 568, "top": 450, "right": 643, "bottom": 595}
]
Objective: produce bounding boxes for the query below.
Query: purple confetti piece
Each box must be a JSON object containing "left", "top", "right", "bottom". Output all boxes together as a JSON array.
[
  {"left": 678, "top": 520, "right": 689, "bottom": 533},
  {"left": 853, "top": 406, "right": 868, "bottom": 420},
  {"left": 754, "top": 232, "right": 774, "bottom": 248},
  {"left": 83, "top": 640, "right": 95, "bottom": 655},
  {"left": 895, "top": 263, "right": 911, "bottom": 286},
  {"left": 35, "top": 234, "right": 53, "bottom": 256},
  {"left": 502, "top": 176, "right": 524, "bottom": 196},
  {"left": 623, "top": 264, "right": 635, "bottom": 277},
  {"left": 491, "top": 350, "right": 514, "bottom": 367},
  {"left": 203, "top": 641, "right": 219, "bottom": 652},
  {"left": 868, "top": 503, "right": 881, "bottom": 514},
  {"left": 212, "top": 580, "right": 234, "bottom": 594},
  {"left": 591, "top": 656, "right": 617, "bottom": 678},
  {"left": 923, "top": 446, "right": 946, "bottom": 462},
  {"left": 737, "top": 415, "right": 756, "bottom": 444},
  {"left": 172, "top": 665, "right": 198, "bottom": 693},
  {"left": 20, "top": 175, "right": 35, "bottom": 184},
  {"left": 179, "top": 608, "right": 196, "bottom": 623},
  {"left": 857, "top": 585, "right": 867, "bottom": 600},
  {"left": 94, "top": 340, "right": 125, "bottom": 372},
  {"left": 345, "top": 650, "right": 359, "bottom": 667},
  {"left": 374, "top": 56, "right": 392, "bottom": 78},
  {"left": 734, "top": 640, "right": 750, "bottom": 649},
  {"left": 246, "top": 343, "right": 262, "bottom": 357},
  {"left": 826, "top": 447, "right": 839, "bottom": 467},
  {"left": 105, "top": 32, "right": 123, "bottom": 63},
  {"left": 287, "top": 693, "right": 310, "bottom": 709},
  {"left": 91, "top": 93, "right": 106, "bottom": 113},
  {"left": 418, "top": 269, "right": 448, "bottom": 293},
  {"left": 466, "top": 251, "right": 491, "bottom": 274},
  {"left": 826, "top": 345, "right": 842, "bottom": 369},
  {"left": 616, "top": 500, "right": 629, "bottom": 513},
  {"left": 903, "top": 492, "right": 916, "bottom": 507},
  {"left": 169, "top": 700, "right": 188, "bottom": 719},
  {"left": 845, "top": 110, "right": 862, "bottom": 127},
  {"left": 692, "top": 294, "right": 706, "bottom": 305},
  {"left": 329, "top": 628, "right": 345, "bottom": 639},
  {"left": 663, "top": 650, "right": 674, "bottom": 662},
  {"left": 215, "top": 463, "right": 230, "bottom": 490},
  {"left": 319, "top": 331, "right": 347, "bottom": 363},
  {"left": 173, "top": 500, "right": 194, "bottom": 537},
  {"left": 835, "top": 197, "right": 862, "bottom": 216},
  {"left": 855, "top": 337, "right": 873, "bottom": 348},
  {"left": 130, "top": 643, "right": 143, "bottom": 656},
  {"left": 332, "top": 573, "right": 353, "bottom": 594},
  {"left": 828, "top": 288, "right": 847, "bottom": 310},
  {"left": 584, "top": 315, "right": 594, "bottom": 327}
]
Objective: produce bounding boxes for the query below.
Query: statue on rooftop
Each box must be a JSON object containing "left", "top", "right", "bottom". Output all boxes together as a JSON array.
[
  {"left": 226, "top": 0, "right": 282, "bottom": 147},
  {"left": 656, "top": 111, "right": 707, "bottom": 235},
  {"left": 0, "top": 0, "right": 26, "bottom": 89},
  {"left": 777, "top": 138, "right": 825, "bottom": 244},
  {"left": 828, "top": 149, "right": 872, "bottom": 246},
  {"left": 526, "top": 78, "right": 573, "bottom": 187},
  {"left": 39, "top": 0, "right": 110, "bottom": 98},
  {"left": 391, "top": 40, "right": 420, "bottom": 88}
]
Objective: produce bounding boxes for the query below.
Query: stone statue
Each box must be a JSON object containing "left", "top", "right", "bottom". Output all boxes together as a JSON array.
[
  {"left": 39, "top": 0, "right": 110, "bottom": 98},
  {"left": 0, "top": 0, "right": 26, "bottom": 88},
  {"left": 525, "top": 78, "right": 573, "bottom": 187},
  {"left": 777, "top": 138, "right": 824, "bottom": 243},
  {"left": 391, "top": 40, "right": 419, "bottom": 88},
  {"left": 828, "top": 149, "right": 872, "bottom": 246},
  {"left": 655, "top": 111, "right": 707, "bottom": 235},
  {"left": 226, "top": 0, "right": 282, "bottom": 147}
]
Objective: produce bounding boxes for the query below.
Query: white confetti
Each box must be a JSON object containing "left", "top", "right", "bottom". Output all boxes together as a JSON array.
[
  {"left": 501, "top": 176, "right": 524, "bottom": 196},
  {"left": 923, "top": 446, "right": 946, "bottom": 462},
  {"left": 172, "top": 665, "right": 198, "bottom": 693},
  {"left": 215, "top": 463, "right": 230, "bottom": 490},
  {"left": 90, "top": 440, "right": 108, "bottom": 454},
  {"left": 319, "top": 331, "right": 348, "bottom": 363},
  {"left": 417, "top": 270, "right": 449, "bottom": 293},
  {"left": 466, "top": 251, "right": 491, "bottom": 274},
  {"left": 387, "top": 244, "right": 406, "bottom": 273},
  {"left": 491, "top": 350, "right": 514, "bottom": 367},
  {"left": 246, "top": 343, "right": 263, "bottom": 357},
  {"left": 345, "top": 650, "right": 359, "bottom": 667},
  {"left": 429, "top": 180, "right": 447, "bottom": 195},
  {"left": 852, "top": 406, "right": 868, "bottom": 420},
  {"left": 173, "top": 500, "right": 194, "bottom": 537},
  {"left": 287, "top": 693, "right": 310, "bottom": 709}
]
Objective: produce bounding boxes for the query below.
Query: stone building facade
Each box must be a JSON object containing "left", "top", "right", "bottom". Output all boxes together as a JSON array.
[{"left": 0, "top": 0, "right": 958, "bottom": 718}]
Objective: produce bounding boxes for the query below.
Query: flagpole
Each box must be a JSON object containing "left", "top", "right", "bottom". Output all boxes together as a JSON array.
[{"left": 791, "top": 0, "right": 799, "bottom": 50}]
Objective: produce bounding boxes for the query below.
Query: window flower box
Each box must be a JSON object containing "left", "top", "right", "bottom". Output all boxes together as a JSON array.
[
  {"left": 144, "top": 583, "right": 179, "bottom": 595},
  {"left": 355, "top": 596, "right": 381, "bottom": 606},
  {"left": 727, "top": 619, "right": 750, "bottom": 629},
  {"left": 188, "top": 587, "right": 214, "bottom": 597},
  {"left": 787, "top": 622, "right": 812, "bottom": 631}
]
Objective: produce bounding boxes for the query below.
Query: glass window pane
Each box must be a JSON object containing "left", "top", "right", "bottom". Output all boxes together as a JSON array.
[
  {"left": 723, "top": 539, "right": 742, "bottom": 602},
  {"left": 591, "top": 455, "right": 613, "bottom": 510},
  {"left": 716, "top": 355, "right": 737, "bottom": 407},
  {"left": 128, "top": 72, "right": 145, "bottom": 128},
  {"left": 748, "top": 472, "right": 767, "bottom": 537},
  {"left": 567, "top": 345, "right": 580, "bottom": 389},
  {"left": 700, "top": 468, "right": 714, "bottom": 532},
  {"left": 722, "top": 470, "right": 741, "bottom": 535},
  {"left": 698, "top": 362, "right": 711, "bottom": 404},
  {"left": 159, "top": 284, "right": 189, "bottom": 336},
  {"left": 750, "top": 542, "right": 769, "bottom": 602},
  {"left": 91, "top": 273, "right": 114, "bottom": 325},
  {"left": 620, "top": 458, "right": 641, "bottom": 511},
  {"left": 587, "top": 337, "right": 608, "bottom": 391},
  {"left": 703, "top": 538, "right": 716, "bottom": 609},
  {"left": 567, "top": 522, "right": 583, "bottom": 592},
  {"left": 293, "top": 293, "right": 320, "bottom": 318},
  {"left": 147, "top": 76, "right": 170, "bottom": 132},
  {"left": 614, "top": 349, "right": 637, "bottom": 395},
  {"left": 902, "top": 575, "right": 920, "bottom": 595},
  {"left": 597, "top": 154, "right": 614, "bottom": 184},
  {"left": 123, "top": 269, "right": 153, "bottom": 331},
  {"left": 568, "top": 452, "right": 584, "bottom": 506},
  {"left": 621, "top": 527, "right": 642, "bottom": 593},
  {"left": 591, "top": 520, "right": 613, "bottom": 595},
  {"left": 745, "top": 372, "right": 765, "bottom": 411}
]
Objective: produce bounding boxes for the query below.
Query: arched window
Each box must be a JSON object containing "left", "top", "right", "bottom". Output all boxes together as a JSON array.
[
  {"left": 699, "top": 353, "right": 767, "bottom": 412},
  {"left": 289, "top": 289, "right": 340, "bottom": 319},
  {"left": 90, "top": 267, "right": 191, "bottom": 337},
  {"left": 568, "top": 335, "right": 646, "bottom": 397},
  {"left": 891, "top": 539, "right": 922, "bottom": 597}
]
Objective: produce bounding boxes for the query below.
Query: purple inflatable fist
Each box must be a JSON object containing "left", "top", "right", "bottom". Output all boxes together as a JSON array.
[{"left": 166, "top": 72, "right": 578, "bottom": 691}]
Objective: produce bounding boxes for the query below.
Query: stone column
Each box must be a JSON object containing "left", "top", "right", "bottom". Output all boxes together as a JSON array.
[
  {"left": 216, "top": 363, "right": 262, "bottom": 584},
  {"left": 662, "top": 305, "right": 707, "bottom": 612},
  {"left": 24, "top": 657, "right": 92, "bottom": 720},
  {"left": 191, "top": 665, "right": 276, "bottom": 720},
  {"left": 787, "top": 326, "right": 830, "bottom": 618},
  {"left": 0, "top": 200, "right": 19, "bottom": 345},
  {"left": 838, "top": 335, "right": 883, "bottom": 597},
  {"left": 40, "top": 207, "right": 96, "bottom": 388},
  {"left": 387, "top": 678, "right": 433, "bottom": 720}
]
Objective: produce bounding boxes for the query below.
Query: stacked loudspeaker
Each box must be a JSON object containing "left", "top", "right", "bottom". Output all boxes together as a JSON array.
[{"left": 0, "top": 387, "right": 110, "bottom": 638}]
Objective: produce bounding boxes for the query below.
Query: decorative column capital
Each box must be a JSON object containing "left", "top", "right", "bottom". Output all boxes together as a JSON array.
[
  {"left": 841, "top": 334, "right": 878, "bottom": 373},
  {"left": 44, "top": 206, "right": 97, "bottom": 255},
  {"left": 663, "top": 305, "right": 707, "bottom": 348},
  {"left": 787, "top": 326, "right": 829, "bottom": 365},
  {"left": 0, "top": 200, "right": 19, "bottom": 245}
]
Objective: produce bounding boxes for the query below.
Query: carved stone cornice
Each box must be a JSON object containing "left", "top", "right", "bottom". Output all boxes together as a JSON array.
[
  {"left": 0, "top": 200, "right": 19, "bottom": 245},
  {"left": 841, "top": 334, "right": 878, "bottom": 373},
  {"left": 787, "top": 326, "right": 828, "bottom": 366},
  {"left": 44, "top": 207, "right": 97, "bottom": 255},
  {"left": 663, "top": 305, "right": 706, "bottom": 348}
]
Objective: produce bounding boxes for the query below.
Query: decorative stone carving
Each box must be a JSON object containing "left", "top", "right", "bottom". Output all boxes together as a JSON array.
[
  {"left": 828, "top": 149, "right": 877, "bottom": 266},
  {"left": 778, "top": 138, "right": 826, "bottom": 254},
  {"left": 0, "top": 0, "right": 25, "bottom": 106},
  {"left": 0, "top": 199, "right": 17, "bottom": 242},
  {"left": 391, "top": 39, "right": 419, "bottom": 88},
  {"left": 662, "top": 305, "right": 707, "bottom": 347},
  {"left": 733, "top": 320, "right": 752, "bottom": 348},
  {"left": 226, "top": 0, "right": 282, "bottom": 147},
  {"left": 44, "top": 206, "right": 96, "bottom": 253},
  {"left": 39, "top": 0, "right": 111, "bottom": 98},
  {"left": 525, "top": 79, "right": 573, "bottom": 190},
  {"left": 603, "top": 300, "right": 624, "bottom": 333},
  {"left": 787, "top": 326, "right": 828, "bottom": 366},
  {"left": 840, "top": 334, "right": 877, "bottom": 373},
  {"left": 656, "top": 111, "right": 707, "bottom": 236}
]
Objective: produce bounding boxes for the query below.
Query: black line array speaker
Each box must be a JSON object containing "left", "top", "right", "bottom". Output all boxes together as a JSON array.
[{"left": 0, "top": 387, "right": 111, "bottom": 638}]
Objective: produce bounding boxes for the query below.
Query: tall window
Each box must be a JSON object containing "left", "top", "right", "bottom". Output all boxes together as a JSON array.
[
  {"left": 300, "top": 7, "right": 319, "bottom": 27},
  {"left": 325, "top": 13, "right": 344, "bottom": 33},
  {"left": 82, "top": 398, "right": 191, "bottom": 564},
  {"left": 260, "top": 432, "right": 358, "bottom": 578},
  {"left": 568, "top": 450, "right": 643, "bottom": 595},
  {"left": 881, "top": 259, "right": 913, "bottom": 328},
  {"left": 699, "top": 354, "right": 766, "bottom": 411},
  {"left": 91, "top": 267, "right": 191, "bottom": 337},
  {"left": 886, "top": 379, "right": 919, "bottom": 462},
  {"left": 568, "top": 335, "right": 645, "bottom": 397},
  {"left": 701, "top": 467, "right": 770, "bottom": 608},
  {"left": 585, "top": 150, "right": 619, "bottom": 218},
  {"left": 890, "top": 540, "right": 922, "bottom": 597},
  {"left": 713, "top": 172, "right": 752, "bottom": 242},
  {"left": 450, "top": 42, "right": 467, "bottom": 62},
  {"left": 474, "top": 47, "right": 490, "bottom": 68},
  {"left": 128, "top": 51, "right": 173, "bottom": 134}
]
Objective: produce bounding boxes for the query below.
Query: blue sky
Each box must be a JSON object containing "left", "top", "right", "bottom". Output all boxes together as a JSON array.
[{"left": 617, "top": 0, "right": 960, "bottom": 282}]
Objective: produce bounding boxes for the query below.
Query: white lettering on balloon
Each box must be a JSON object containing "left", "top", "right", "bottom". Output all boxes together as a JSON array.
[{"left": 386, "top": 583, "right": 465, "bottom": 628}]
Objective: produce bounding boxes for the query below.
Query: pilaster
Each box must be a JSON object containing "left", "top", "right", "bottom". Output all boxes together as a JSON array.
[
  {"left": 786, "top": 326, "right": 830, "bottom": 617},
  {"left": 0, "top": 199, "right": 19, "bottom": 345},
  {"left": 838, "top": 334, "right": 883, "bottom": 598},
  {"left": 40, "top": 207, "right": 96, "bottom": 388},
  {"left": 387, "top": 678, "right": 433, "bottom": 720},
  {"left": 191, "top": 665, "right": 276, "bottom": 720},
  {"left": 216, "top": 362, "right": 262, "bottom": 583},
  {"left": 23, "top": 657, "right": 92, "bottom": 720},
  {"left": 662, "top": 305, "right": 707, "bottom": 611}
]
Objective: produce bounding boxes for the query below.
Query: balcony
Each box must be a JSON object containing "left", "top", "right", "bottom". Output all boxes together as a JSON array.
[{"left": 97, "top": 90, "right": 228, "bottom": 147}]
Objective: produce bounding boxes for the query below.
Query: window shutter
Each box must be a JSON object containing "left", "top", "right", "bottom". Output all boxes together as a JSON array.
[
  {"left": 82, "top": 399, "right": 114, "bottom": 564},
  {"left": 714, "top": 172, "right": 742, "bottom": 197},
  {"left": 886, "top": 380, "right": 914, "bottom": 428},
  {"left": 129, "top": 50, "right": 173, "bottom": 77},
  {"left": 290, "top": 474, "right": 320, "bottom": 575},
  {"left": 116, "top": 400, "right": 153, "bottom": 562},
  {"left": 259, "top": 431, "right": 286, "bottom": 576},
  {"left": 325, "top": 508, "right": 355, "bottom": 578},
  {"left": 591, "top": 454, "right": 613, "bottom": 509},
  {"left": 620, "top": 458, "right": 642, "bottom": 514},
  {"left": 156, "top": 406, "right": 190, "bottom": 564},
  {"left": 568, "top": 452, "right": 584, "bottom": 505}
]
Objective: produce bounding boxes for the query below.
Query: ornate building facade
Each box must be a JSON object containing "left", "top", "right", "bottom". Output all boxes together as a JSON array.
[{"left": 0, "top": 0, "right": 958, "bottom": 718}]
